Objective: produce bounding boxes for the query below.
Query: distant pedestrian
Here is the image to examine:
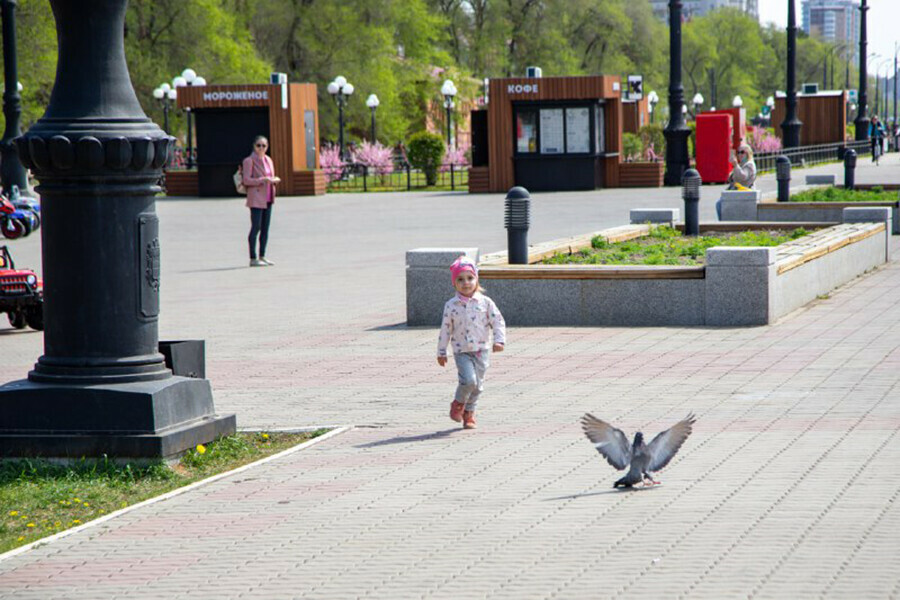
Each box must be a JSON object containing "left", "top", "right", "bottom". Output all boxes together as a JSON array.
[
  {"left": 869, "top": 116, "right": 885, "bottom": 165},
  {"left": 242, "top": 136, "right": 280, "bottom": 267},
  {"left": 437, "top": 256, "right": 506, "bottom": 430},
  {"left": 718, "top": 143, "right": 757, "bottom": 219}
]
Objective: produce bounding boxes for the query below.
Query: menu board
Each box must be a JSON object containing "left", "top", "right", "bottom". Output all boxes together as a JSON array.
[
  {"left": 565, "top": 107, "right": 591, "bottom": 153},
  {"left": 540, "top": 109, "right": 564, "bottom": 154}
]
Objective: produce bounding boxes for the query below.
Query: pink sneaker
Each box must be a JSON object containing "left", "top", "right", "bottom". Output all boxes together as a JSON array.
[
  {"left": 449, "top": 401, "right": 465, "bottom": 422},
  {"left": 463, "top": 411, "right": 477, "bottom": 429}
]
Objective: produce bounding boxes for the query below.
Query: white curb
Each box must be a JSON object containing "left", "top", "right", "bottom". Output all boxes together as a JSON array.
[{"left": 0, "top": 426, "right": 352, "bottom": 564}]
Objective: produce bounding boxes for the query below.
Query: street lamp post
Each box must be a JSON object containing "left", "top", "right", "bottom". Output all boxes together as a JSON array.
[
  {"left": 152, "top": 83, "right": 177, "bottom": 135},
  {"left": 441, "top": 79, "right": 458, "bottom": 149},
  {"left": 732, "top": 95, "right": 743, "bottom": 108},
  {"left": 855, "top": 0, "right": 870, "bottom": 141},
  {"left": 365, "top": 94, "right": 380, "bottom": 143},
  {"left": 0, "top": 0, "right": 30, "bottom": 195},
  {"left": 894, "top": 42, "right": 900, "bottom": 134},
  {"left": 172, "top": 69, "right": 206, "bottom": 169},
  {"left": 327, "top": 76, "right": 354, "bottom": 160},
  {"left": 781, "top": 0, "right": 803, "bottom": 148},
  {"left": 691, "top": 92, "right": 704, "bottom": 118},
  {"left": 648, "top": 90, "right": 659, "bottom": 123},
  {"left": 0, "top": 0, "right": 234, "bottom": 459},
  {"left": 663, "top": 0, "right": 691, "bottom": 186}
]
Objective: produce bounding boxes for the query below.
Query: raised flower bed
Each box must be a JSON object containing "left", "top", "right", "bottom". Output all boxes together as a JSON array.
[
  {"left": 407, "top": 211, "right": 890, "bottom": 327},
  {"left": 755, "top": 187, "right": 899, "bottom": 234}
]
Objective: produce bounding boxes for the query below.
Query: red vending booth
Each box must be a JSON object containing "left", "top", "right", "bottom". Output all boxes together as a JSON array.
[{"left": 695, "top": 113, "right": 733, "bottom": 184}]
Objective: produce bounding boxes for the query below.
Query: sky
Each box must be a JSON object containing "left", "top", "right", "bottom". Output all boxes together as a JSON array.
[{"left": 758, "top": 0, "right": 899, "bottom": 72}]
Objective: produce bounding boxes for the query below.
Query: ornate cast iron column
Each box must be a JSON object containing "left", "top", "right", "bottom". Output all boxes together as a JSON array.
[
  {"left": 781, "top": 0, "right": 802, "bottom": 148},
  {"left": 663, "top": 0, "right": 691, "bottom": 186},
  {"left": 0, "top": 0, "right": 30, "bottom": 194},
  {"left": 854, "top": 0, "right": 869, "bottom": 141},
  {"left": 0, "top": 0, "right": 235, "bottom": 458}
]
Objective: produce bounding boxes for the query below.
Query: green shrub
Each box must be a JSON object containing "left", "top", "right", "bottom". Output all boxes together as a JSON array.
[
  {"left": 407, "top": 131, "right": 445, "bottom": 186},
  {"left": 623, "top": 133, "right": 642, "bottom": 161}
]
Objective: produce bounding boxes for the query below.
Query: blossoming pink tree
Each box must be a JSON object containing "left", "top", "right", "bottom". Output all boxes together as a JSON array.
[
  {"left": 319, "top": 144, "right": 344, "bottom": 182},
  {"left": 352, "top": 141, "right": 395, "bottom": 175}
]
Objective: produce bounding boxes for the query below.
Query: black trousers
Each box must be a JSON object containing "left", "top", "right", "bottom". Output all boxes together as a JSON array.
[{"left": 248, "top": 205, "right": 272, "bottom": 259}]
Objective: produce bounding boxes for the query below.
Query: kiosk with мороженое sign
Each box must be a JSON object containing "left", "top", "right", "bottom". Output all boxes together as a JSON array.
[
  {"left": 168, "top": 82, "right": 325, "bottom": 197},
  {"left": 469, "top": 75, "right": 625, "bottom": 192}
]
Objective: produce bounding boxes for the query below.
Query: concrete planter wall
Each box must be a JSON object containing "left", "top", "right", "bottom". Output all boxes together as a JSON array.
[
  {"left": 406, "top": 210, "right": 890, "bottom": 327},
  {"left": 756, "top": 201, "right": 899, "bottom": 234}
]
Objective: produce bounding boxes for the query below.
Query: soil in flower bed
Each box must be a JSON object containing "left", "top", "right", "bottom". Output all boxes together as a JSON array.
[
  {"left": 542, "top": 225, "right": 811, "bottom": 266},
  {"left": 790, "top": 186, "right": 898, "bottom": 203},
  {"left": 0, "top": 430, "right": 329, "bottom": 553}
]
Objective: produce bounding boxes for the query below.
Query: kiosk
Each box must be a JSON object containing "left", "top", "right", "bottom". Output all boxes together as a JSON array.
[
  {"left": 168, "top": 83, "right": 325, "bottom": 197},
  {"left": 470, "top": 76, "right": 624, "bottom": 193}
]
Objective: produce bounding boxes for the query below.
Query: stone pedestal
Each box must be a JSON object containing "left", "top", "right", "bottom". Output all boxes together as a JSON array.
[
  {"left": 406, "top": 248, "right": 478, "bottom": 326},
  {"left": 718, "top": 190, "right": 762, "bottom": 221}
]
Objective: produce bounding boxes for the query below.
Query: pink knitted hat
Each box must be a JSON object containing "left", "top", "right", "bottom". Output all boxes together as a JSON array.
[{"left": 450, "top": 256, "right": 478, "bottom": 282}]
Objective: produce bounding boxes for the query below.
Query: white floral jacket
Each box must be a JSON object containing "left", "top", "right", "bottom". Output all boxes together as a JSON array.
[{"left": 437, "top": 292, "right": 506, "bottom": 357}]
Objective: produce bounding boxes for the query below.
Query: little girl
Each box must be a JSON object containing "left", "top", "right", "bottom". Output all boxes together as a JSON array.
[{"left": 437, "top": 256, "right": 506, "bottom": 429}]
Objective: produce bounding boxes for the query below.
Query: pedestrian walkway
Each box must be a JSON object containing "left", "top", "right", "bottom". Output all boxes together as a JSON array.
[{"left": 1, "top": 155, "right": 899, "bottom": 598}]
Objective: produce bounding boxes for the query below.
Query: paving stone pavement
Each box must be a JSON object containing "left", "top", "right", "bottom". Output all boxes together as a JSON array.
[{"left": 0, "top": 157, "right": 899, "bottom": 598}]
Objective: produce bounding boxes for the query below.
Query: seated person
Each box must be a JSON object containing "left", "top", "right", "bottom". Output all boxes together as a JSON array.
[{"left": 726, "top": 144, "right": 757, "bottom": 190}]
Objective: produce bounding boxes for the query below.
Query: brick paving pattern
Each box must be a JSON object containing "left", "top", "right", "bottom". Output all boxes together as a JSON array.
[{"left": 0, "top": 157, "right": 898, "bottom": 598}]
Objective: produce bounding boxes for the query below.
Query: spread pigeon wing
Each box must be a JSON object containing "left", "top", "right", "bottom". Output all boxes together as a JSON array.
[
  {"left": 646, "top": 413, "right": 696, "bottom": 472},
  {"left": 580, "top": 413, "right": 632, "bottom": 470}
]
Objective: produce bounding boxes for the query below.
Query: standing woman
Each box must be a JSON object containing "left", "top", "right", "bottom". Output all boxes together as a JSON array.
[{"left": 242, "top": 135, "right": 280, "bottom": 266}]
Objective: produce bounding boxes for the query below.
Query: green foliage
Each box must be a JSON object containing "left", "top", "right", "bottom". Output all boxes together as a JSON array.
[
  {"left": 547, "top": 226, "right": 812, "bottom": 266},
  {"left": 407, "top": 131, "right": 445, "bottom": 185},
  {"left": 622, "top": 132, "right": 642, "bottom": 161},
  {"left": 790, "top": 187, "right": 898, "bottom": 203}
]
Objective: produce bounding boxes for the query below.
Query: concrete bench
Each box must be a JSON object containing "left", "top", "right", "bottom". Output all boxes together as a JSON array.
[
  {"left": 630, "top": 208, "right": 680, "bottom": 225},
  {"left": 805, "top": 174, "right": 836, "bottom": 186}
]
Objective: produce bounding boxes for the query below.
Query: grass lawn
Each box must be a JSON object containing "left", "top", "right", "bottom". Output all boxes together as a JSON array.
[
  {"left": 0, "top": 430, "right": 328, "bottom": 554},
  {"left": 542, "top": 225, "right": 811, "bottom": 266},
  {"left": 790, "top": 186, "right": 898, "bottom": 203}
]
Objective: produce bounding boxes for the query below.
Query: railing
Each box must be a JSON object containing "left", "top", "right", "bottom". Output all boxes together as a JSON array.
[
  {"left": 325, "top": 162, "right": 469, "bottom": 192},
  {"left": 755, "top": 140, "right": 871, "bottom": 173}
]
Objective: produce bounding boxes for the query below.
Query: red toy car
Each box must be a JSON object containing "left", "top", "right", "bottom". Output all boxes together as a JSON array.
[{"left": 0, "top": 245, "right": 43, "bottom": 331}]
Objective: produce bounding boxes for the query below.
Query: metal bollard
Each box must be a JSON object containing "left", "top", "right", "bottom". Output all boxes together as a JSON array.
[
  {"left": 504, "top": 186, "right": 531, "bottom": 264},
  {"left": 682, "top": 169, "right": 701, "bottom": 236},
  {"left": 776, "top": 156, "right": 791, "bottom": 202},
  {"left": 844, "top": 149, "right": 857, "bottom": 190}
]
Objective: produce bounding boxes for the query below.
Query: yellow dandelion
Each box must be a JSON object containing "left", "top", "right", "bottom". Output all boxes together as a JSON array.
[
  {"left": 196, "top": 444, "right": 206, "bottom": 454},
  {"left": 17, "top": 536, "right": 24, "bottom": 542},
  {"left": 83, "top": 503, "right": 90, "bottom": 507},
  {"left": 26, "top": 523, "right": 35, "bottom": 528},
  {"left": 261, "top": 433, "right": 269, "bottom": 440},
  {"left": 8, "top": 510, "right": 18, "bottom": 516},
  {"left": 54, "top": 521, "right": 61, "bottom": 527},
  {"left": 72, "top": 519, "right": 81, "bottom": 525},
  {"left": 20, "top": 515, "right": 27, "bottom": 519},
  {"left": 58, "top": 501, "right": 65, "bottom": 505},
  {"left": 73, "top": 497, "right": 80, "bottom": 502},
  {"left": 99, "top": 510, "right": 106, "bottom": 514},
  {"left": 120, "top": 501, "right": 127, "bottom": 508}
]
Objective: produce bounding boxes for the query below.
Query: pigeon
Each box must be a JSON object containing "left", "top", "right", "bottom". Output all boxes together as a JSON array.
[{"left": 581, "top": 413, "right": 696, "bottom": 488}]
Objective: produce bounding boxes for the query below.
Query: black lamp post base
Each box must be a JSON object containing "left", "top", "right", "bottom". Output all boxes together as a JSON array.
[{"left": 0, "top": 376, "right": 236, "bottom": 459}]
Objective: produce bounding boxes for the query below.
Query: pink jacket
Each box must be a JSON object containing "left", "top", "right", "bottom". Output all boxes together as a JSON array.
[{"left": 242, "top": 154, "right": 277, "bottom": 209}]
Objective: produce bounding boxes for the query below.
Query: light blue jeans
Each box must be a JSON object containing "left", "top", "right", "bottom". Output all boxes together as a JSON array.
[{"left": 453, "top": 350, "right": 490, "bottom": 411}]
